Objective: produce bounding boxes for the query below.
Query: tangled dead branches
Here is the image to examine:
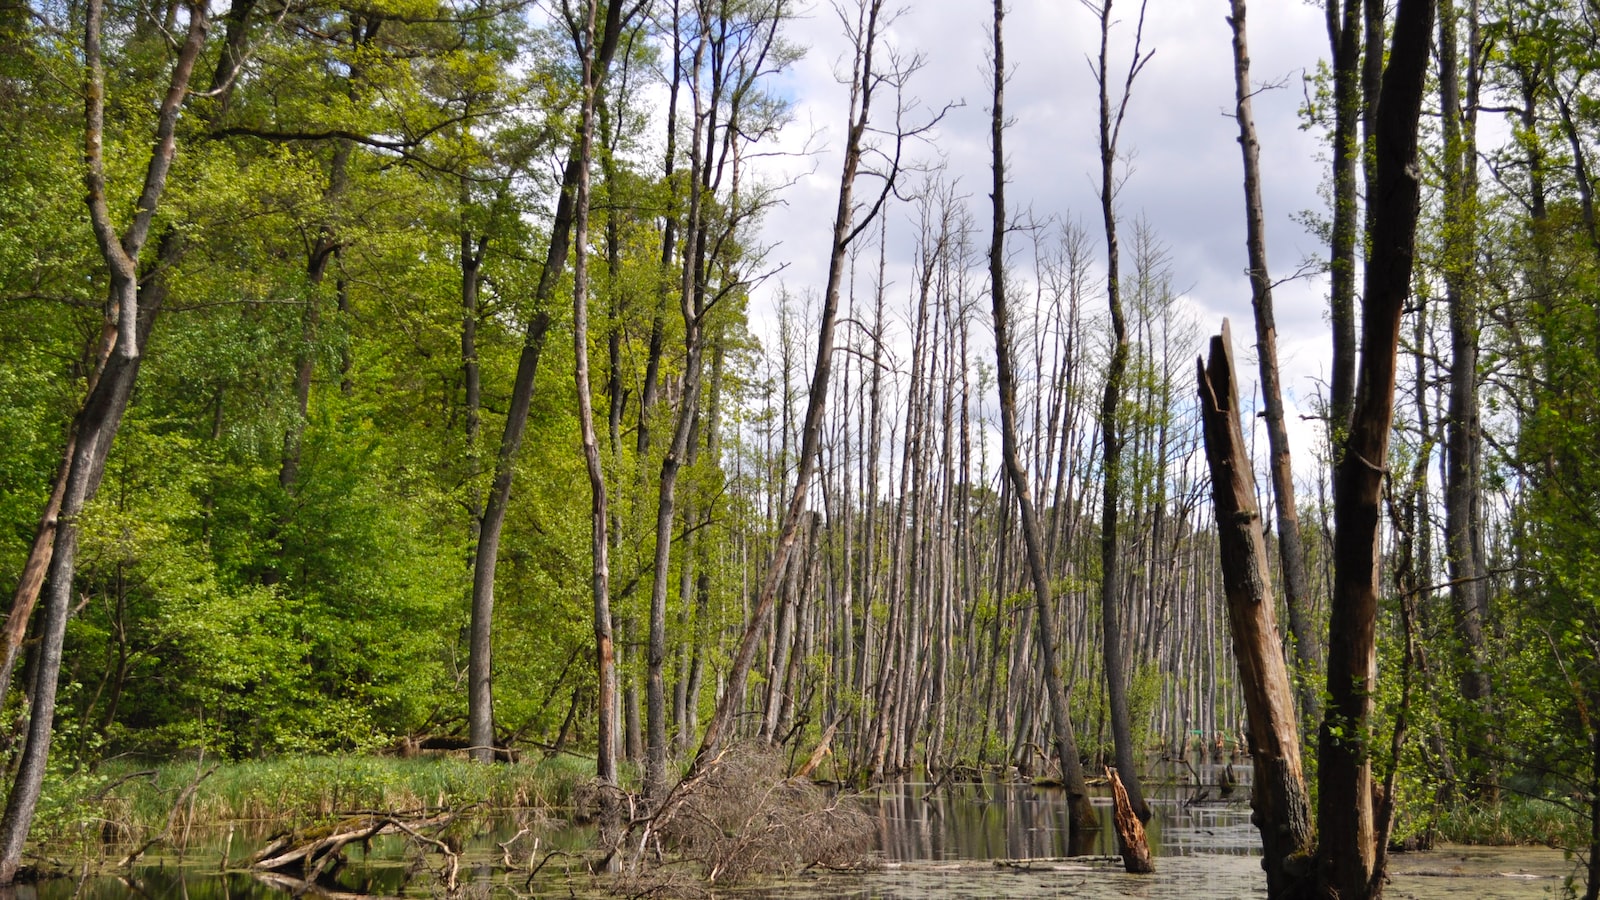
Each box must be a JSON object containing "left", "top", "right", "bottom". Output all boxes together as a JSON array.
[{"left": 642, "top": 744, "right": 877, "bottom": 885}]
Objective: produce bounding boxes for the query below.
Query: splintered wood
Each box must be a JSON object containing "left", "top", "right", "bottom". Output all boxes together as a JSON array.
[{"left": 1106, "top": 766, "right": 1154, "bottom": 874}]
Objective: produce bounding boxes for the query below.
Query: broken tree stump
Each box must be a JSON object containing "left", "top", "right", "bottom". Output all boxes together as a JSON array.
[
  {"left": 1106, "top": 766, "right": 1154, "bottom": 874},
  {"left": 793, "top": 716, "right": 843, "bottom": 779}
]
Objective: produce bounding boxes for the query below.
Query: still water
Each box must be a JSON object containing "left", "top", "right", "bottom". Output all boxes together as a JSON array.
[{"left": 7, "top": 776, "right": 1579, "bottom": 899}]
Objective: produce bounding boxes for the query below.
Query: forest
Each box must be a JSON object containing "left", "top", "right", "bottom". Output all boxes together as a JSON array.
[{"left": 0, "top": 0, "right": 1597, "bottom": 896}]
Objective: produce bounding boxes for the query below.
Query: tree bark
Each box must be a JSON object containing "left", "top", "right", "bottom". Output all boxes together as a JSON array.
[
  {"left": 1318, "top": 0, "right": 1434, "bottom": 895},
  {"left": 1325, "top": 0, "right": 1362, "bottom": 438},
  {"left": 1107, "top": 766, "right": 1154, "bottom": 874},
  {"left": 567, "top": 0, "right": 618, "bottom": 787},
  {"left": 1197, "top": 322, "right": 1316, "bottom": 900},
  {"left": 1438, "top": 0, "right": 1493, "bottom": 792}
]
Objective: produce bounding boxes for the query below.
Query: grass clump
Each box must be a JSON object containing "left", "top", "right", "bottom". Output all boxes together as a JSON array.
[
  {"left": 1431, "top": 794, "right": 1587, "bottom": 847},
  {"left": 50, "top": 753, "right": 595, "bottom": 845}
]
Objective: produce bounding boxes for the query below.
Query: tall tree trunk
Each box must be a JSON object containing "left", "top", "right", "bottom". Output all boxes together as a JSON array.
[
  {"left": 466, "top": 0, "right": 637, "bottom": 763},
  {"left": 568, "top": 0, "right": 618, "bottom": 787},
  {"left": 0, "top": 0, "right": 208, "bottom": 881},
  {"left": 1325, "top": 0, "right": 1362, "bottom": 438},
  {"left": 1228, "top": 0, "right": 1319, "bottom": 716},
  {"left": 1438, "top": 0, "right": 1492, "bottom": 794},
  {"left": 637, "top": 0, "right": 682, "bottom": 458},
  {"left": 646, "top": 8, "right": 710, "bottom": 794},
  {"left": 1319, "top": 0, "right": 1433, "bottom": 895},
  {"left": 1089, "top": 0, "right": 1152, "bottom": 825},
  {"left": 680, "top": 342, "right": 722, "bottom": 752},
  {"left": 691, "top": 0, "right": 899, "bottom": 768},
  {"left": 1198, "top": 323, "right": 1316, "bottom": 900},
  {"left": 598, "top": 91, "right": 639, "bottom": 768},
  {"left": 988, "top": 0, "right": 1097, "bottom": 832}
]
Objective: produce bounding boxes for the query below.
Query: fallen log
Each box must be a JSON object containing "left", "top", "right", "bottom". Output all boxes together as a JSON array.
[
  {"left": 1106, "top": 766, "right": 1154, "bottom": 874},
  {"left": 250, "top": 811, "right": 456, "bottom": 880},
  {"left": 993, "top": 855, "right": 1123, "bottom": 870}
]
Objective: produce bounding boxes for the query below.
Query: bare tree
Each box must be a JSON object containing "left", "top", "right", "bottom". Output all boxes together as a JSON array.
[
  {"left": 691, "top": 0, "right": 940, "bottom": 767},
  {"left": 1227, "top": 0, "right": 1318, "bottom": 717},
  {"left": 1197, "top": 322, "right": 1315, "bottom": 900},
  {"left": 1085, "top": 0, "right": 1153, "bottom": 824},
  {"left": 988, "top": 0, "right": 1097, "bottom": 832},
  {"left": 567, "top": 0, "right": 619, "bottom": 786},
  {"left": 644, "top": 0, "right": 791, "bottom": 797}
]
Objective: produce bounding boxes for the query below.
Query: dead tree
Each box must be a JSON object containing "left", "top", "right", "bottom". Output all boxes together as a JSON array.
[
  {"left": 691, "top": 0, "right": 940, "bottom": 768},
  {"left": 1198, "top": 322, "right": 1316, "bottom": 900},
  {"left": 1085, "top": 0, "right": 1154, "bottom": 824},
  {"left": 1227, "top": 0, "right": 1319, "bottom": 717},
  {"left": 989, "top": 0, "right": 1098, "bottom": 831}
]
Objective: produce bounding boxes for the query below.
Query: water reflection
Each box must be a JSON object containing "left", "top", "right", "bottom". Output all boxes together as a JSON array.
[
  {"left": 866, "top": 779, "right": 1258, "bottom": 862},
  {"left": 12, "top": 774, "right": 1265, "bottom": 898},
  {"left": 0, "top": 865, "right": 416, "bottom": 899}
]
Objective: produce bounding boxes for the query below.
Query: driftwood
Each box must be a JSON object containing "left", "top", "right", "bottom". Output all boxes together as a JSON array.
[
  {"left": 994, "top": 855, "right": 1123, "bottom": 870},
  {"left": 250, "top": 811, "right": 457, "bottom": 888},
  {"left": 1106, "top": 766, "right": 1154, "bottom": 874}
]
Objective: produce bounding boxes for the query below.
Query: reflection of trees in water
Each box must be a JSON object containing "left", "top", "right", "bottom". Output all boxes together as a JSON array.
[{"left": 870, "top": 782, "right": 1259, "bottom": 861}]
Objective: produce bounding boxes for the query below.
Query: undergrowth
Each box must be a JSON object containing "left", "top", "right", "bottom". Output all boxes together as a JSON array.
[
  {"left": 1430, "top": 793, "right": 1588, "bottom": 848},
  {"left": 35, "top": 753, "right": 595, "bottom": 854}
]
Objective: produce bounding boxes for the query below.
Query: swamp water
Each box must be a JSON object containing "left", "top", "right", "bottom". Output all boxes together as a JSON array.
[{"left": 10, "top": 775, "right": 1579, "bottom": 899}]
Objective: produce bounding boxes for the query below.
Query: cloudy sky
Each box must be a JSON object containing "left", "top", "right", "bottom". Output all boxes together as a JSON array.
[{"left": 741, "top": 0, "right": 1338, "bottom": 471}]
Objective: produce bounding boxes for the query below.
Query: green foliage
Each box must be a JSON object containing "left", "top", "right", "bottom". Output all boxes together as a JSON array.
[
  {"left": 0, "top": 0, "right": 702, "bottom": 773},
  {"left": 1127, "top": 664, "right": 1163, "bottom": 756}
]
